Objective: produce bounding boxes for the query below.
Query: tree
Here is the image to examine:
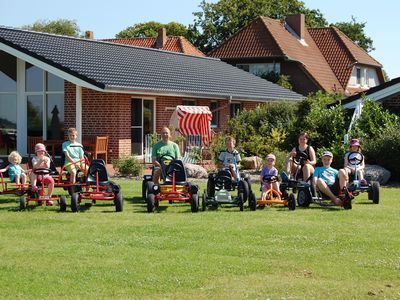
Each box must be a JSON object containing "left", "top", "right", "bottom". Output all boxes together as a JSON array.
[
  {"left": 188, "top": 0, "right": 327, "bottom": 53},
  {"left": 333, "top": 16, "right": 374, "bottom": 52},
  {"left": 116, "top": 21, "right": 189, "bottom": 38},
  {"left": 22, "top": 19, "right": 80, "bottom": 37}
]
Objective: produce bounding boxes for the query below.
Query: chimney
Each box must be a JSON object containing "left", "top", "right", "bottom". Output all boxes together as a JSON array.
[
  {"left": 285, "top": 14, "right": 305, "bottom": 40},
  {"left": 85, "top": 31, "right": 94, "bottom": 39},
  {"left": 155, "top": 28, "right": 167, "bottom": 49}
]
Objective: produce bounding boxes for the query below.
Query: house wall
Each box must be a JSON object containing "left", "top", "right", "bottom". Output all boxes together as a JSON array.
[
  {"left": 281, "top": 62, "right": 319, "bottom": 96},
  {"left": 64, "top": 82, "right": 264, "bottom": 162},
  {"left": 383, "top": 94, "right": 400, "bottom": 114}
]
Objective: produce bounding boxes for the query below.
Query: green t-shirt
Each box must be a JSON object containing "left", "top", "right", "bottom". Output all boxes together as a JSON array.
[{"left": 151, "top": 140, "right": 181, "bottom": 161}]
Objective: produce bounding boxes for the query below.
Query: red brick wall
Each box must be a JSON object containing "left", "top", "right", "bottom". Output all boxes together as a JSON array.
[{"left": 64, "top": 82, "right": 266, "bottom": 161}]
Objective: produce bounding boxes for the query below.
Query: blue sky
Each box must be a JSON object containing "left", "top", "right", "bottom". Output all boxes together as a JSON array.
[{"left": 1, "top": 0, "right": 398, "bottom": 79}]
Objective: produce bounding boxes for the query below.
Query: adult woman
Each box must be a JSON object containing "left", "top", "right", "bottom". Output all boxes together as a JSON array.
[{"left": 285, "top": 132, "right": 316, "bottom": 182}]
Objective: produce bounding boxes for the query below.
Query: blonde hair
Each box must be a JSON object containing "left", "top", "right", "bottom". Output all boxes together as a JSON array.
[
  {"left": 68, "top": 127, "right": 78, "bottom": 135},
  {"left": 8, "top": 151, "right": 22, "bottom": 164},
  {"left": 225, "top": 136, "right": 236, "bottom": 145}
]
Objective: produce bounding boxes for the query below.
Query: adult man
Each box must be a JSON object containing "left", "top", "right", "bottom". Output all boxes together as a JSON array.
[
  {"left": 151, "top": 127, "right": 181, "bottom": 184},
  {"left": 313, "top": 151, "right": 348, "bottom": 205}
]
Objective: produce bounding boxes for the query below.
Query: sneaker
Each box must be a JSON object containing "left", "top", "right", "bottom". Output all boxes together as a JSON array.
[
  {"left": 360, "top": 179, "right": 367, "bottom": 186},
  {"left": 281, "top": 171, "right": 289, "bottom": 182},
  {"left": 47, "top": 200, "right": 54, "bottom": 206}
]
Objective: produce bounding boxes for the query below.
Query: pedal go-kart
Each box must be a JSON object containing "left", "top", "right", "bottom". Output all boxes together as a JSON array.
[
  {"left": 248, "top": 175, "right": 296, "bottom": 211},
  {"left": 19, "top": 168, "right": 67, "bottom": 211},
  {"left": 202, "top": 166, "right": 251, "bottom": 211},
  {"left": 145, "top": 159, "right": 199, "bottom": 213},
  {"left": 346, "top": 151, "right": 380, "bottom": 204},
  {"left": 279, "top": 151, "right": 310, "bottom": 195},
  {"left": 296, "top": 180, "right": 353, "bottom": 210},
  {"left": 70, "top": 159, "right": 123, "bottom": 212},
  {"left": 0, "top": 162, "right": 29, "bottom": 198}
]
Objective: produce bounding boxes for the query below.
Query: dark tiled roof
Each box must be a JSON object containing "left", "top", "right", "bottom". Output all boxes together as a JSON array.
[
  {"left": 103, "top": 36, "right": 205, "bottom": 57},
  {"left": 0, "top": 26, "right": 303, "bottom": 101}
]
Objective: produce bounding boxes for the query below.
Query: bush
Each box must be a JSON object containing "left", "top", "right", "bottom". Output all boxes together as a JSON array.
[
  {"left": 112, "top": 156, "right": 143, "bottom": 177},
  {"left": 363, "top": 123, "right": 400, "bottom": 180}
]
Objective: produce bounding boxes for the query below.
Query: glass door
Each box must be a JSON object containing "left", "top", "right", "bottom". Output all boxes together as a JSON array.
[{"left": 131, "top": 98, "right": 154, "bottom": 155}]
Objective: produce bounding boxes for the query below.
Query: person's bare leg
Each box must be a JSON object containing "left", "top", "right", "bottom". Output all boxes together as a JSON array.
[{"left": 316, "top": 178, "right": 340, "bottom": 204}]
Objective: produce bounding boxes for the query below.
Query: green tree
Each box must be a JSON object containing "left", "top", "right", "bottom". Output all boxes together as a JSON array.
[
  {"left": 189, "top": 0, "right": 327, "bottom": 53},
  {"left": 116, "top": 21, "right": 189, "bottom": 38},
  {"left": 333, "top": 16, "right": 374, "bottom": 52},
  {"left": 22, "top": 19, "right": 80, "bottom": 37}
]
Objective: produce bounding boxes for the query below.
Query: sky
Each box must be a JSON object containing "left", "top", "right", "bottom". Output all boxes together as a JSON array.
[{"left": 1, "top": 0, "right": 398, "bottom": 79}]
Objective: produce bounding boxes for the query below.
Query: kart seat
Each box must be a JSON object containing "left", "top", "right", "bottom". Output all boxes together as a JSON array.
[
  {"left": 86, "top": 159, "right": 109, "bottom": 185},
  {"left": 215, "top": 169, "right": 233, "bottom": 190},
  {"left": 164, "top": 160, "right": 187, "bottom": 185}
]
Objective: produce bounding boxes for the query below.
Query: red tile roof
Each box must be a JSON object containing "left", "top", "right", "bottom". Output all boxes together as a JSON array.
[
  {"left": 209, "top": 16, "right": 343, "bottom": 93},
  {"left": 210, "top": 16, "right": 383, "bottom": 94},
  {"left": 103, "top": 36, "right": 205, "bottom": 57}
]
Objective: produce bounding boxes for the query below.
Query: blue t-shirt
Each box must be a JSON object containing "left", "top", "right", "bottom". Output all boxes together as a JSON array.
[
  {"left": 313, "top": 166, "right": 338, "bottom": 186},
  {"left": 8, "top": 164, "right": 24, "bottom": 182},
  {"left": 260, "top": 166, "right": 278, "bottom": 178}
]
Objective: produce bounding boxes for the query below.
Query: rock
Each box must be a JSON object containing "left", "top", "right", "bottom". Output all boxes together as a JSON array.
[
  {"left": 241, "top": 156, "right": 262, "bottom": 170},
  {"left": 184, "top": 163, "right": 208, "bottom": 179},
  {"left": 364, "top": 164, "right": 391, "bottom": 185}
]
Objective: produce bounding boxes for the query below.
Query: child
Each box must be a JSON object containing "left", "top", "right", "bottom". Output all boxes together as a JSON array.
[
  {"left": 0, "top": 151, "right": 27, "bottom": 185},
  {"left": 344, "top": 138, "right": 366, "bottom": 184},
  {"left": 218, "top": 136, "right": 241, "bottom": 181},
  {"left": 260, "top": 153, "right": 280, "bottom": 193},
  {"left": 30, "top": 143, "right": 55, "bottom": 204},
  {"left": 62, "top": 128, "right": 87, "bottom": 184},
  {"left": 313, "top": 151, "right": 347, "bottom": 205}
]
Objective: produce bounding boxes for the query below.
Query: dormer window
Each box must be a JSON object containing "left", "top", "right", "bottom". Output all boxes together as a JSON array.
[{"left": 356, "top": 68, "right": 362, "bottom": 85}]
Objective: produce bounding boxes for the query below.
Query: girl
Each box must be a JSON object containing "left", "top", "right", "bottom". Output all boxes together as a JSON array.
[
  {"left": 30, "top": 143, "right": 55, "bottom": 204},
  {"left": 344, "top": 138, "right": 366, "bottom": 184},
  {"left": 0, "top": 151, "right": 27, "bottom": 185},
  {"left": 260, "top": 153, "right": 280, "bottom": 193}
]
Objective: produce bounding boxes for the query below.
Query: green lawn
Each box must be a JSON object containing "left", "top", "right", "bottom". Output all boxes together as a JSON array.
[{"left": 0, "top": 179, "right": 399, "bottom": 299}]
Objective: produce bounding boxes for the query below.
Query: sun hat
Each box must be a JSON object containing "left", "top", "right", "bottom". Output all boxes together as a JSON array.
[
  {"left": 266, "top": 153, "right": 276, "bottom": 160},
  {"left": 350, "top": 138, "right": 361, "bottom": 147},
  {"left": 321, "top": 151, "right": 333, "bottom": 158},
  {"left": 35, "top": 143, "right": 46, "bottom": 153}
]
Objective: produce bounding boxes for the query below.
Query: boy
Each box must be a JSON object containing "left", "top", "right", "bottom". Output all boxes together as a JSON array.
[
  {"left": 62, "top": 128, "right": 87, "bottom": 184},
  {"left": 218, "top": 136, "right": 241, "bottom": 181},
  {"left": 313, "top": 151, "right": 347, "bottom": 205}
]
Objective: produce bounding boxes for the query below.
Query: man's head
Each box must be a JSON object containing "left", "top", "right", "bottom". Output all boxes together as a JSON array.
[
  {"left": 321, "top": 151, "right": 333, "bottom": 167},
  {"left": 225, "top": 136, "right": 235, "bottom": 151},
  {"left": 160, "top": 126, "right": 171, "bottom": 142}
]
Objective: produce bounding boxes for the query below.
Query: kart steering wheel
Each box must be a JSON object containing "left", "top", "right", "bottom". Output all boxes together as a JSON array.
[
  {"left": 33, "top": 168, "right": 52, "bottom": 175},
  {"left": 293, "top": 151, "right": 308, "bottom": 166},
  {"left": 262, "top": 174, "right": 278, "bottom": 183},
  {"left": 347, "top": 151, "right": 364, "bottom": 166},
  {"left": 165, "top": 162, "right": 184, "bottom": 178},
  {"left": 215, "top": 175, "right": 232, "bottom": 188}
]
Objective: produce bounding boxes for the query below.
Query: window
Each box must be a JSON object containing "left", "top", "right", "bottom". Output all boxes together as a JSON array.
[
  {"left": 182, "top": 99, "right": 196, "bottom": 106},
  {"left": 236, "top": 63, "right": 280, "bottom": 77},
  {"left": 210, "top": 101, "right": 219, "bottom": 128},
  {"left": 25, "top": 63, "right": 64, "bottom": 140},
  {"left": 230, "top": 103, "right": 241, "bottom": 118},
  {"left": 356, "top": 68, "right": 362, "bottom": 85}
]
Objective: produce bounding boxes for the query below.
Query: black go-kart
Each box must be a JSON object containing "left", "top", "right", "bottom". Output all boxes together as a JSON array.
[
  {"left": 202, "top": 167, "right": 251, "bottom": 211},
  {"left": 345, "top": 151, "right": 380, "bottom": 204}
]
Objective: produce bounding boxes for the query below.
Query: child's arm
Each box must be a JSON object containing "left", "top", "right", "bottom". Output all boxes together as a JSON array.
[{"left": 0, "top": 165, "right": 9, "bottom": 173}]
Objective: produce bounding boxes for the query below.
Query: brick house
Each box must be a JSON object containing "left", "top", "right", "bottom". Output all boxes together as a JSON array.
[
  {"left": 0, "top": 26, "right": 302, "bottom": 162},
  {"left": 209, "top": 14, "right": 385, "bottom": 97}
]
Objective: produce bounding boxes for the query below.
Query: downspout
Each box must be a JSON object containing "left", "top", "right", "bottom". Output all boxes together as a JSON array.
[{"left": 76, "top": 85, "right": 82, "bottom": 142}]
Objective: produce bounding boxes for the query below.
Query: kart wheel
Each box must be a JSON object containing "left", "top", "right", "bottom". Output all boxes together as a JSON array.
[
  {"left": 114, "top": 192, "right": 123, "bottom": 212},
  {"left": 202, "top": 191, "right": 207, "bottom": 211},
  {"left": 371, "top": 181, "right": 380, "bottom": 204},
  {"left": 71, "top": 192, "right": 80, "bottom": 212},
  {"left": 288, "top": 193, "right": 296, "bottom": 210},
  {"left": 146, "top": 193, "right": 155, "bottom": 213},
  {"left": 297, "top": 189, "right": 311, "bottom": 207},
  {"left": 59, "top": 195, "right": 67, "bottom": 212},
  {"left": 142, "top": 180, "right": 147, "bottom": 200},
  {"left": 238, "top": 193, "right": 244, "bottom": 211},
  {"left": 19, "top": 196, "right": 27, "bottom": 210},
  {"left": 207, "top": 179, "right": 215, "bottom": 197},
  {"left": 249, "top": 191, "right": 256, "bottom": 211},
  {"left": 191, "top": 193, "right": 199, "bottom": 213},
  {"left": 239, "top": 180, "right": 249, "bottom": 203},
  {"left": 146, "top": 181, "right": 154, "bottom": 196},
  {"left": 68, "top": 185, "right": 76, "bottom": 196}
]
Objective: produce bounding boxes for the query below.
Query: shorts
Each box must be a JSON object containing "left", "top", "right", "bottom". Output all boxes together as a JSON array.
[
  {"left": 328, "top": 176, "right": 340, "bottom": 195},
  {"left": 65, "top": 162, "right": 87, "bottom": 173},
  {"left": 37, "top": 175, "right": 55, "bottom": 185}
]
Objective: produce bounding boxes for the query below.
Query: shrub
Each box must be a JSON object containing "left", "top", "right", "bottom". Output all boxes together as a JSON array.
[{"left": 112, "top": 156, "right": 143, "bottom": 177}]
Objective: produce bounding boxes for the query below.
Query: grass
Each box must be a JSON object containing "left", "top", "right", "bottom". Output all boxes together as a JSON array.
[{"left": 0, "top": 179, "right": 399, "bottom": 299}]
